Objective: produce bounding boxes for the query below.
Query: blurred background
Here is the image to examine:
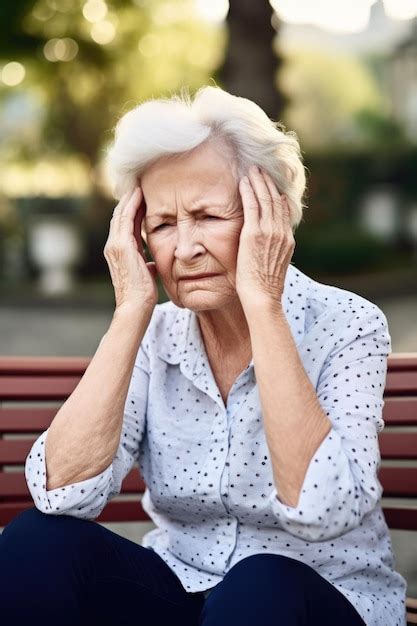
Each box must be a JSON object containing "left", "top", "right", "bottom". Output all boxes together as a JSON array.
[{"left": 0, "top": 0, "right": 416, "bottom": 596}]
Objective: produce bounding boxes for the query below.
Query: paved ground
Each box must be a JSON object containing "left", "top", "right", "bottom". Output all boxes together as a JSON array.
[
  {"left": 0, "top": 292, "right": 416, "bottom": 596},
  {"left": 0, "top": 294, "right": 416, "bottom": 355}
]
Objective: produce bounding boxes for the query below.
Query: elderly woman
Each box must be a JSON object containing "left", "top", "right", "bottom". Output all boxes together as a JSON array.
[{"left": 0, "top": 86, "right": 407, "bottom": 626}]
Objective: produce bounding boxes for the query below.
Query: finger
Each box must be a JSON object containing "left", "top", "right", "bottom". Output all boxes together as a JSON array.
[
  {"left": 110, "top": 191, "right": 130, "bottom": 223},
  {"left": 248, "top": 166, "right": 274, "bottom": 224},
  {"left": 273, "top": 192, "right": 292, "bottom": 233},
  {"left": 262, "top": 171, "right": 288, "bottom": 226},
  {"left": 121, "top": 187, "right": 148, "bottom": 260},
  {"left": 114, "top": 187, "right": 142, "bottom": 238},
  {"left": 239, "top": 176, "right": 259, "bottom": 229},
  {"left": 281, "top": 195, "right": 292, "bottom": 229},
  {"left": 109, "top": 190, "right": 132, "bottom": 237}
]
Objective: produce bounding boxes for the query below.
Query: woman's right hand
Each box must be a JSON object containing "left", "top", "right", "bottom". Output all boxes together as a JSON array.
[{"left": 104, "top": 184, "right": 159, "bottom": 314}]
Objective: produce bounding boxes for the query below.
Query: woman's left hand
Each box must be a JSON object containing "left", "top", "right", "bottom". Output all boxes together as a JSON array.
[{"left": 236, "top": 165, "right": 296, "bottom": 311}]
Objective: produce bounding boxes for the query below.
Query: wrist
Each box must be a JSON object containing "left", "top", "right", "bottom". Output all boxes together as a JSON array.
[
  {"left": 241, "top": 295, "right": 284, "bottom": 317},
  {"left": 113, "top": 301, "right": 155, "bottom": 323}
]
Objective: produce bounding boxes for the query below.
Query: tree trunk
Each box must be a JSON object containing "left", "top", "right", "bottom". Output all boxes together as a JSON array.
[{"left": 215, "top": 0, "right": 286, "bottom": 121}]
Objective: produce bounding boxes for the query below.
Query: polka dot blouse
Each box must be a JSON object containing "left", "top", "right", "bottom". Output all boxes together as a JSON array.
[{"left": 25, "top": 263, "right": 407, "bottom": 626}]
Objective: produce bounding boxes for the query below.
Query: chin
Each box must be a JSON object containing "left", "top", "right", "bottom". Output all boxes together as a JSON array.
[{"left": 175, "top": 290, "right": 231, "bottom": 312}]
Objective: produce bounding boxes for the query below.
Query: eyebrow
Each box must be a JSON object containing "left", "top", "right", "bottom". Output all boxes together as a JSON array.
[{"left": 145, "top": 202, "right": 226, "bottom": 221}]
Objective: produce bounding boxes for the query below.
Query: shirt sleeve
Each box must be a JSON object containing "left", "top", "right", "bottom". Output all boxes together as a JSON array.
[
  {"left": 268, "top": 304, "right": 391, "bottom": 542},
  {"left": 24, "top": 334, "right": 150, "bottom": 521}
]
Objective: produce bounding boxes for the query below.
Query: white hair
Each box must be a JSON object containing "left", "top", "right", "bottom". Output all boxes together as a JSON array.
[{"left": 105, "top": 85, "right": 307, "bottom": 230}]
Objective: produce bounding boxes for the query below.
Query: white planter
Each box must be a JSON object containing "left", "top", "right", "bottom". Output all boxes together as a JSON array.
[
  {"left": 28, "top": 217, "right": 83, "bottom": 295},
  {"left": 359, "top": 186, "right": 399, "bottom": 242}
]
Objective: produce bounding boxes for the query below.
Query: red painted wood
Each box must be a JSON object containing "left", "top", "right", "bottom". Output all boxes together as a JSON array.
[
  {"left": 0, "top": 354, "right": 417, "bottom": 531},
  {"left": 1, "top": 432, "right": 416, "bottom": 465},
  {"left": 383, "top": 507, "right": 417, "bottom": 531},
  {"left": 385, "top": 371, "right": 417, "bottom": 396},
  {"left": 0, "top": 408, "right": 58, "bottom": 432},
  {"left": 383, "top": 398, "right": 417, "bottom": 426},
  {"left": 378, "top": 432, "right": 417, "bottom": 459},
  {"left": 386, "top": 355, "right": 417, "bottom": 370},
  {"left": 0, "top": 356, "right": 90, "bottom": 375},
  {"left": 0, "top": 376, "right": 82, "bottom": 401},
  {"left": 378, "top": 467, "right": 417, "bottom": 497}
]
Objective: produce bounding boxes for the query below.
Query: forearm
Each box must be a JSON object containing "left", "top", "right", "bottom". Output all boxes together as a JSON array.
[
  {"left": 247, "top": 301, "right": 332, "bottom": 508},
  {"left": 45, "top": 304, "right": 153, "bottom": 490}
]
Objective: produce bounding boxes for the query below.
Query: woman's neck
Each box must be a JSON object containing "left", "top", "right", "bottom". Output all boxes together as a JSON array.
[{"left": 196, "top": 299, "right": 252, "bottom": 360}]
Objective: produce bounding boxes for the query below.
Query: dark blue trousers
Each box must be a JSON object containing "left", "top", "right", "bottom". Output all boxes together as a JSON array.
[{"left": 0, "top": 507, "right": 366, "bottom": 626}]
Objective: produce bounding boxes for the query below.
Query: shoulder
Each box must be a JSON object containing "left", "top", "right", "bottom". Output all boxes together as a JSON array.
[
  {"left": 289, "top": 266, "right": 390, "bottom": 359},
  {"left": 295, "top": 266, "right": 389, "bottom": 332}
]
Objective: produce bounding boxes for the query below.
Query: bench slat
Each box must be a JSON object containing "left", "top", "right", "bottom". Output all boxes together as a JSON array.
[
  {"left": 383, "top": 398, "right": 417, "bottom": 426},
  {"left": 378, "top": 432, "right": 417, "bottom": 459},
  {"left": 1, "top": 354, "right": 412, "bottom": 375},
  {"left": 1, "top": 433, "right": 417, "bottom": 464},
  {"left": 378, "top": 467, "right": 417, "bottom": 497},
  {"left": 1, "top": 466, "right": 416, "bottom": 498},
  {"left": 386, "top": 354, "right": 417, "bottom": 370},
  {"left": 1, "top": 399, "right": 416, "bottom": 434},
  {"left": 0, "top": 408, "right": 58, "bottom": 432},
  {"left": 1, "top": 360, "right": 416, "bottom": 399},
  {"left": 385, "top": 371, "right": 417, "bottom": 395},
  {"left": 382, "top": 507, "right": 417, "bottom": 531},
  {"left": 0, "top": 376, "right": 81, "bottom": 401},
  {"left": 0, "top": 357, "right": 89, "bottom": 375}
]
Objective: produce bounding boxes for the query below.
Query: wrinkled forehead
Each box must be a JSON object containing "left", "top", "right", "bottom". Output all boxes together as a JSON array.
[
  {"left": 148, "top": 183, "right": 235, "bottom": 213},
  {"left": 141, "top": 150, "right": 240, "bottom": 221}
]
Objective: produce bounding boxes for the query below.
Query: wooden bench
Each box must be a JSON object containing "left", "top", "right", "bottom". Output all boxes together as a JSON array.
[{"left": 1, "top": 354, "right": 416, "bottom": 623}]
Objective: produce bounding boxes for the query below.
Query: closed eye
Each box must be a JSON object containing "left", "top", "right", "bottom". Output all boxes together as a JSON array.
[{"left": 153, "top": 215, "right": 220, "bottom": 231}]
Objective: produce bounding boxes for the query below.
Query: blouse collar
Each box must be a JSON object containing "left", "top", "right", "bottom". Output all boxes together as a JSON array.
[{"left": 156, "top": 263, "right": 307, "bottom": 377}]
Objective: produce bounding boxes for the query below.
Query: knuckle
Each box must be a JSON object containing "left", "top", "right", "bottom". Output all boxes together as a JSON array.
[
  {"left": 104, "top": 243, "right": 117, "bottom": 255},
  {"left": 284, "top": 234, "right": 295, "bottom": 248},
  {"left": 259, "top": 194, "right": 272, "bottom": 206}
]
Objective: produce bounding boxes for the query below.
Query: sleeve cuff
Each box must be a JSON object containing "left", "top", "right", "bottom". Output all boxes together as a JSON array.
[
  {"left": 268, "top": 427, "right": 351, "bottom": 541},
  {"left": 25, "top": 429, "right": 114, "bottom": 519}
]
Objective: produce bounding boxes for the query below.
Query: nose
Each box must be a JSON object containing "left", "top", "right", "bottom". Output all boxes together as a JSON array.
[{"left": 174, "top": 222, "right": 205, "bottom": 263}]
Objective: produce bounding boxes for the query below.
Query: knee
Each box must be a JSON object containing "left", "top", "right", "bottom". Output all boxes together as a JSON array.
[
  {"left": 2, "top": 506, "right": 97, "bottom": 550},
  {"left": 224, "top": 553, "right": 307, "bottom": 587},
  {"left": 201, "top": 554, "right": 309, "bottom": 624},
  {"left": 5, "top": 506, "right": 53, "bottom": 529}
]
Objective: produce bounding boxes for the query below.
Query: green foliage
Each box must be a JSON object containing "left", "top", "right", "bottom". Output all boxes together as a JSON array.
[
  {"left": 354, "top": 108, "right": 407, "bottom": 146},
  {"left": 302, "top": 147, "right": 417, "bottom": 228},
  {"left": 0, "top": 0, "right": 226, "bottom": 166},
  {"left": 291, "top": 146, "right": 417, "bottom": 275},
  {"left": 293, "top": 222, "right": 388, "bottom": 275},
  {"left": 0, "top": 0, "right": 40, "bottom": 57}
]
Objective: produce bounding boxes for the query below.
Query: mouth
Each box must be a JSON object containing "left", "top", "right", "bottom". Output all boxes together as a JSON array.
[{"left": 179, "top": 273, "right": 220, "bottom": 281}]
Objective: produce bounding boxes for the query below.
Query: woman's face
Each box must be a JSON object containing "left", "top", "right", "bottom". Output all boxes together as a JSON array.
[{"left": 140, "top": 140, "right": 245, "bottom": 311}]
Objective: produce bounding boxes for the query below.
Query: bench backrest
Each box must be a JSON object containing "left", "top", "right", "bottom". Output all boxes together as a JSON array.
[{"left": 0, "top": 354, "right": 416, "bottom": 528}]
